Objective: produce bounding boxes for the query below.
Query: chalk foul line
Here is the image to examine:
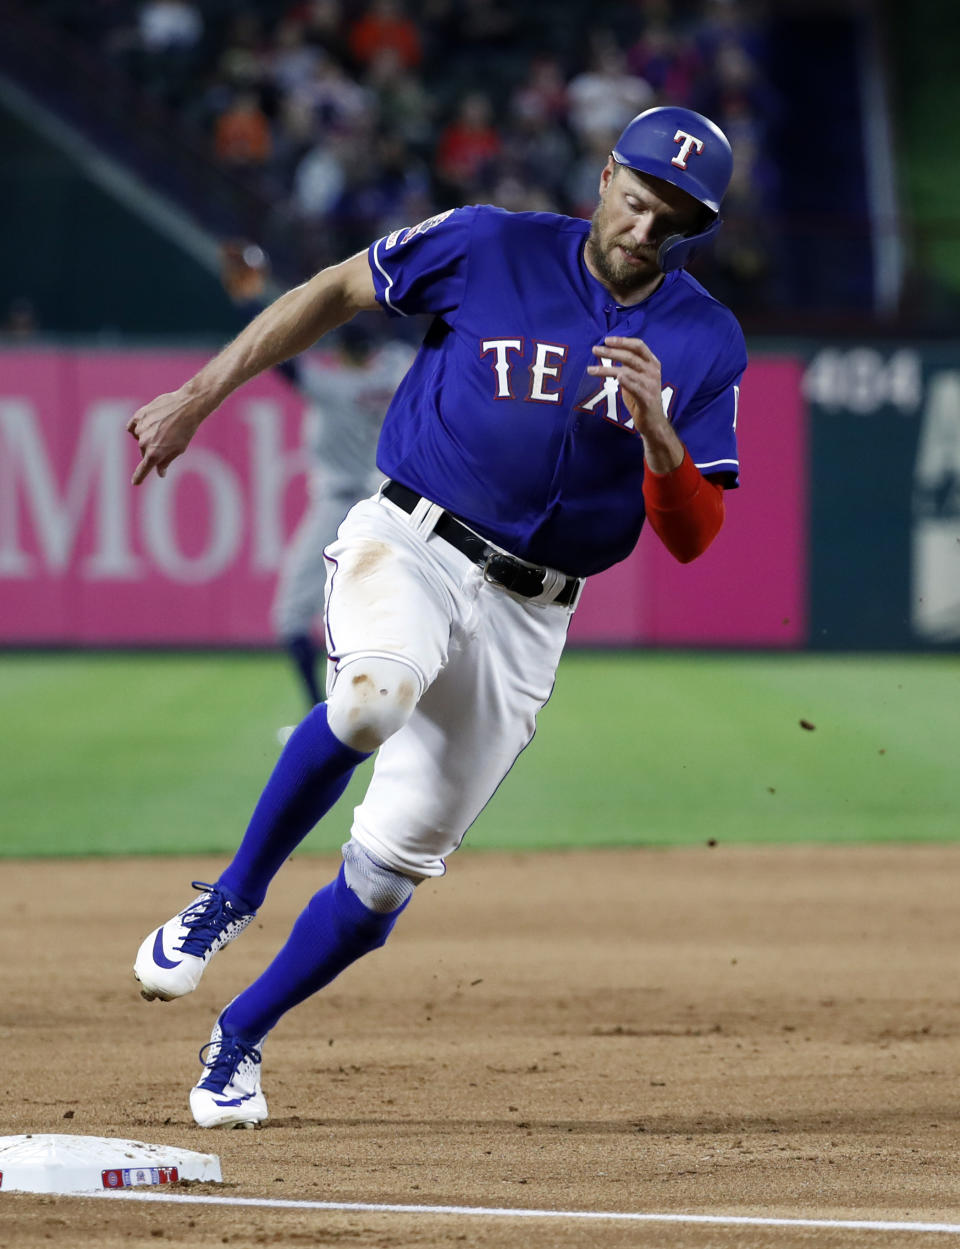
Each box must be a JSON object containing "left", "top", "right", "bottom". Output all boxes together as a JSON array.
[{"left": 89, "top": 1192, "right": 960, "bottom": 1235}]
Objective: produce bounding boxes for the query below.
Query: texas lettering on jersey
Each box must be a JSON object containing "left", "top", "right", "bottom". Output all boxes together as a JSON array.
[{"left": 480, "top": 338, "right": 675, "bottom": 431}]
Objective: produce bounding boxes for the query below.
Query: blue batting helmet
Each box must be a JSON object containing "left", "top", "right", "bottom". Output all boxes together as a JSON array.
[{"left": 611, "top": 106, "right": 733, "bottom": 272}]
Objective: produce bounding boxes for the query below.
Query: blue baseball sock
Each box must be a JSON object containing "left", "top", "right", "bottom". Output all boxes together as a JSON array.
[
  {"left": 217, "top": 704, "right": 369, "bottom": 911},
  {"left": 221, "top": 864, "right": 408, "bottom": 1041}
]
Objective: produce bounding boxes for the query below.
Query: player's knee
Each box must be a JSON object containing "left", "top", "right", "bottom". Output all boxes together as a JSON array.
[
  {"left": 326, "top": 656, "right": 421, "bottom": 752},
  {"left": 341, "top": 838, "right": 420, "bottom": 914}
]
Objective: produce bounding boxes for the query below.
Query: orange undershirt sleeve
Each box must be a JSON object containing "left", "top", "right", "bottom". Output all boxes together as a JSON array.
[{"left": 642, "top": 451, "right": 725, "bottom": 564}]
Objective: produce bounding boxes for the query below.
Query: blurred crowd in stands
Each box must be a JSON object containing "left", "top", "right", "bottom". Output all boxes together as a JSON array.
[{"left": 40, "top": 0, "right": 783, "bottom": 306}]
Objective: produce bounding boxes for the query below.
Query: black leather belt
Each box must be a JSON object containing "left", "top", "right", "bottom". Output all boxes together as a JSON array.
[{"left": 381, "top": 480, "right": 582, "bottom": 607}]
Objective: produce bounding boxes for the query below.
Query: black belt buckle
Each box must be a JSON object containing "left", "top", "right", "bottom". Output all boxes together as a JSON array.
[{"left": 482, "top": 551, "right": 547, "bottom": 599}]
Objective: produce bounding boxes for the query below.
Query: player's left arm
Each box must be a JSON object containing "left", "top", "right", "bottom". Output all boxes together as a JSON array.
[
  {"left": 128, "top": 251, "right": 380, "bottom": 486},
  {"left": 588, "top": 335, "right": 727, "bottom": 564}
]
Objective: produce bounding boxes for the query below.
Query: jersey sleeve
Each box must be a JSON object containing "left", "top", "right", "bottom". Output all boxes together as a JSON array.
[
  {"left": 367, "top": 207, "right": 475, "bottom": 320},
  {"left": 672, "top": 317, "right": 747, "bottom": 487}
]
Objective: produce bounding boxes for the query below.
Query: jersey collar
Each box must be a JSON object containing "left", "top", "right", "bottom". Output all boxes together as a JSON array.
[{"left": 575, "top": 230, "right": 682, "bottom": 319}]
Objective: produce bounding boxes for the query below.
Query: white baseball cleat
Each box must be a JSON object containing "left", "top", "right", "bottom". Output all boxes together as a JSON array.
[
  {"left": 133, "top": 881, "right": 255, "bottom": 1002},
  {"left": 189, "top": 1015, "right": 268, "bottom": 1129}
]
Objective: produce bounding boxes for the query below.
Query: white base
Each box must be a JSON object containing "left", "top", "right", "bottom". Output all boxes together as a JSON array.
[{"left": 0, "top": 1134, "right": 222, "bottom": 1194}]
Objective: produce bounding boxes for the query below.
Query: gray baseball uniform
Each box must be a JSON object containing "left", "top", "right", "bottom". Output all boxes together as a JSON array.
[{"left": 272, "top": 340, "right": 414, "bottom": 640}]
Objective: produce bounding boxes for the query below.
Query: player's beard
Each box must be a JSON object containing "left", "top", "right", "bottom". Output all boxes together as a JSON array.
[{"left": 585, "top": 201, "right": 662, "bottom": 301}]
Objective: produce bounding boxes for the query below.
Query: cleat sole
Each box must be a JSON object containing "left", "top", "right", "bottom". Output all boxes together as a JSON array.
[{"left": 134, "top": 971, "right": 173, "bottom": 1003}]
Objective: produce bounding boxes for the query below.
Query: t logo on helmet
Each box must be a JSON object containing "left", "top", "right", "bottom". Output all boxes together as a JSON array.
[{"left": 671, "top": 130, "right": 705, "bottom": 170}]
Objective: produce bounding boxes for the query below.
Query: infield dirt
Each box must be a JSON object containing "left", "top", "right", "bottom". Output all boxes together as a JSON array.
[{"left": 2, "top": 846, "right": 960, "bottom": 1248}]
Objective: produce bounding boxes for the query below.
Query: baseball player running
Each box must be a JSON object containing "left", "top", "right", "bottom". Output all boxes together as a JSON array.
[{"left": 129, "top": 106, "right": 747, "bottom": 1129}]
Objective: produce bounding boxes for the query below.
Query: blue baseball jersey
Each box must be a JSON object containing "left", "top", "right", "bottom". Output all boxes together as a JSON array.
[{"left": 367, "top": 204, "right": 746, "bottom": 577}]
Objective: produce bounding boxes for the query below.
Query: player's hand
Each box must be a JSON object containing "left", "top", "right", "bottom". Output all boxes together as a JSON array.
[
  {"left": 588, "top": 336, "right": 684, "bottom": 472},
  {"left": 588, "top": 336, "right": 666, "bottom": 437},
  {"left": 126, "top": 389, "right": 207, "bottom": 486}
]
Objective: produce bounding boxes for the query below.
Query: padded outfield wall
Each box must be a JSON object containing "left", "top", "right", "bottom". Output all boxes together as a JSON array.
[{"left": 0, "top": 342, "right": 957, "bottom": 650}]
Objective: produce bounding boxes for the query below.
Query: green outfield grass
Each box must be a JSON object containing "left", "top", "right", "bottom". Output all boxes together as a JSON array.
[{"left": 0, "top": 650, "right": 957, "bottom": 858}]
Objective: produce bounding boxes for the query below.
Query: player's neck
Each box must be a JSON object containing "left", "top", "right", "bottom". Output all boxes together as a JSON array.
[
  {"left": 583, "top": 249, "right": 667, "bottom": 306},
  {"left": 607, "top": 272, "right": 666, "bottom": 306}
]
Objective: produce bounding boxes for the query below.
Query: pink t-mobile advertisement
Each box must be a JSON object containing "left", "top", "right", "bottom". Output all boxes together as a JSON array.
[{"left": 0, "top": 349, "right": 805, "bottom": 646}]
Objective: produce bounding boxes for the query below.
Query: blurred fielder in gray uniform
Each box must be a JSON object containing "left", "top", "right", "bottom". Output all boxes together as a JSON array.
[
  {"left": 272, "top": 324, "right": 413, "bottom": 704},
  {"left": 220, "top": 240, "right": 412, "bottom": 705}
]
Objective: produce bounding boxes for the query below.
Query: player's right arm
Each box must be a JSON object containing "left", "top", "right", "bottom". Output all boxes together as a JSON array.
[{"left": 127, "top": 251, "right": 379, "bottom": 486}]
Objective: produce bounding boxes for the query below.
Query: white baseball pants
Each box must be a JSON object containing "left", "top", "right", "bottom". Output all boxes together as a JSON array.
[{"left": 322, "top": 491, "right": 575, "bottom": 878}]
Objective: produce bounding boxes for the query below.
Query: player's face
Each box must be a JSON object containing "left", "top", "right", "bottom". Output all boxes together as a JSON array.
[{"left": 586, "top": 162, "right": 705, "bottom": 301}]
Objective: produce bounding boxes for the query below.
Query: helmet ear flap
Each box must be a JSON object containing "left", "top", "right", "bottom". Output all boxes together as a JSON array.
[
  {"left": 656, "top": 233, "right": 685, "bottom": 271},
  {"left": 657, "top": 216, "right": 722, "bottom": 273}
]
